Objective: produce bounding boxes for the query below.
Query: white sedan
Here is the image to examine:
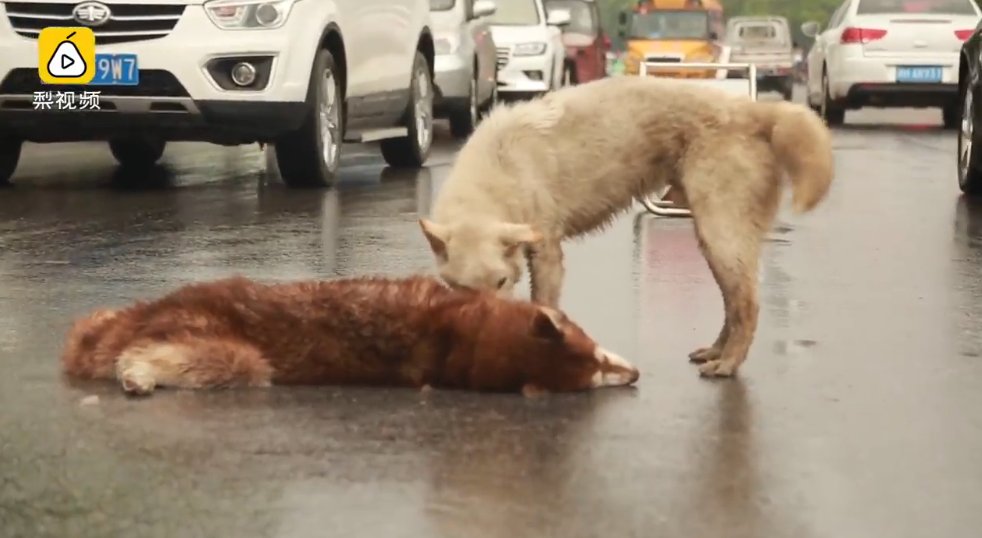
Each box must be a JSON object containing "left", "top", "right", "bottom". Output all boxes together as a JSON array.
[{"left": 802, "top": 0, "right": 981, "bottom": 127}]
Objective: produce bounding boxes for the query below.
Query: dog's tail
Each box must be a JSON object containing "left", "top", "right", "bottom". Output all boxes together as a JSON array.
[
  {"left": 752, "top": 101, "right": 834, "bottom": 213},
  {"left": 61, "top": 308, "right": 120, "bottom": 380}
]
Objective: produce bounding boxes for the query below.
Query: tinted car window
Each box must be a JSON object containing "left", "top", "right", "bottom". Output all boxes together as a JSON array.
[
  {"left": 545, "top": 0, "right": 597, "bottom": 34},
  {"left": 857, "top": 0, "right": 977, "bottom": 14},
  {"left": 487, "top": 0, "right": 541, "bottom": 25},
  {"left": 431, "top": 0, "right": 456, "bottom": 10}
]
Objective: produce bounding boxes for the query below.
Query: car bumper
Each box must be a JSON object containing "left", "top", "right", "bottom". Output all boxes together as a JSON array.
[
  {"left": 829, "top": 53, "right": 959, "bottom": 106},
  {"left": 0, "top": 99, "right": 308, "bottom": 143},
  {"left": 497, "top": 51, "right": 552, "bottom": 93},
  {"left": 0, "top": 1, "right": 324, "bottom": 142}
]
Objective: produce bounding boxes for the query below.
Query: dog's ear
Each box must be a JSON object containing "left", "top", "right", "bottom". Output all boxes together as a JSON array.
[
  {"left": 497, "top": 223, "right": 543, "bottom": 254},
  {"left": 419, "top": 218, "right": 449, "bottom": 259},
  {"left": 531, "top": 307, "right": 565, "bottom": 341}
]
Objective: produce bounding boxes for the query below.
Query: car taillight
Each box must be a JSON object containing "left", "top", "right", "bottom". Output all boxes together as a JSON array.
[
  {"left": 840, "top": 27, "right": 887, "bottom": 44},
  {"left": 955, "top": 29, "right": 974, "bottom": 41}
]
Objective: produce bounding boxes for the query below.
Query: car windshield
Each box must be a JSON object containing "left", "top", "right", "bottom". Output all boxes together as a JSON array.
[
  {"left": 629, "top": 10, "right": 709, "bottom": 40},
  {"left": 545, "top": 0, "right": 595, "bottom": 34},
  {"left": 488, "top": 0, "right": 541, "bottom": 25},
  {"left": 857, "top": 0, "right": 977, "bottom": 14},
  {"left": 430, "top": 0, "right": 455, "bottom": 10}
]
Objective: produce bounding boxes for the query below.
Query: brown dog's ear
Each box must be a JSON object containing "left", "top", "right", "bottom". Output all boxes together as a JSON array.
[
  {"left": 419, "top": 218, "right": 449, "bottom": 259},
  {"left": 531, "top": 307, "right": 564, "bottom": 341}
]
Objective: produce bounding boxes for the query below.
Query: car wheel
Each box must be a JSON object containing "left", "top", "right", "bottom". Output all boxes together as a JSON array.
[
  {"left": 821, "top": 69, "right": 845, "bottom": 126},
  {"left": 381, "top": 50, "right": 433, "bottom": 168},
  {"left": 109, "top": 138, "right": 165, "bottom": 168},
  {"left": 449, "top": 70, "right": 479, "bottom": 139},
  {"left": 562, "top": 64, "right": 574, "bottom": 87},
  {"left": 781, "top": 76, "right": 794, "bottom": 101},
  {"left": 480, "top": 66, "right": 499, "bottom": 118},
  {"left": 274, "top": 48, "right": 343, "bottom": 188},
  {"left": 0, "top": 137, "right": 22, "bottom": 186},
  {"left": 958, "top": 85, "right": 982, "bottom": 195},
  {"left": 943, "top": 103, "right": 959, "bottom": 130}
]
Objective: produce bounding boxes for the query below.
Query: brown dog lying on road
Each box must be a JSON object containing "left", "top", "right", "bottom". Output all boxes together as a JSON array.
[{"left": 60, "top": 275, "right": 639, "bottom": 397}]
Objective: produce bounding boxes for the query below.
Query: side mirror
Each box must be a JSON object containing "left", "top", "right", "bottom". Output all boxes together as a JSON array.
[
  {"left": 472, "top": 0, "right": 496, "bottom": 19},
  {"left": 547, "top": 9, "right": 571, "bottom": 27},
  {"left": 800, "top": 21, "right": 821, "bottom": 38}
]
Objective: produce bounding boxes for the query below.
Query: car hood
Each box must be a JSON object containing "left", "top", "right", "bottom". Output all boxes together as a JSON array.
[
  {"left": 490, "top": 24, "right": 549, "bottom": 45},
  {"left": 627, "top": 39, "right": 716, "bottom": 60}
]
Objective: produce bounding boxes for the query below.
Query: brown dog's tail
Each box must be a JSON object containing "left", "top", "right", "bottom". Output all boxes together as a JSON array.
[
  {"left": 752, "top": 101, "right": 835, "bottom": 213},
  {"left": 61, "top": 308, "right": 120, "bottom": 380}
]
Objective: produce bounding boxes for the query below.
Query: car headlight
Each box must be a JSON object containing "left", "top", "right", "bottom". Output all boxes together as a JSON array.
[
  {"left": 513, "top": 42, "right": 547, "bottom": 56},
  {"left": 204, "top": 0, "right": 300, "bottom": 30},
  {"left": 435, "top": 35, "right": 461, "bottom": 55}
]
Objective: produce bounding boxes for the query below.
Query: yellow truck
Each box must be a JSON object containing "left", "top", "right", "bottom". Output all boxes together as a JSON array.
[{"left": 617, "top": 0, "right": 727, "bottom": 78}]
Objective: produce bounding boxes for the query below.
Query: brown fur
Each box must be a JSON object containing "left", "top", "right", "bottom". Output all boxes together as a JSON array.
[
  {"left": 60, "top": 275, "right": 639, "bottom": 396},
  {"left": 419, "top": 76, "right": 835, "bottom": 378}
]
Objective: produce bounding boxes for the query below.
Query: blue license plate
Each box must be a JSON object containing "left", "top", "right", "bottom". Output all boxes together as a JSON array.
[
  {"left": 896, "top": 66, "right": 942, "bottom": 83},
  {"left": 90, "top": 53, "right": 139, "bottom": 86}
]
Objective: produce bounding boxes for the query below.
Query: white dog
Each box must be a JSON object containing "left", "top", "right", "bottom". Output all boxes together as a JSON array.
[{"left": 419, "top": 75, "right": 833, "bottom": 377}]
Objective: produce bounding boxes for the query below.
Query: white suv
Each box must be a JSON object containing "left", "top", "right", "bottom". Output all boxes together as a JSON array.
[
  {"left": 0, "top": 0, "right": 436, "bottom": 187},
  {"left": 488, "top": 0, "right": 570, "bottom": 100}
]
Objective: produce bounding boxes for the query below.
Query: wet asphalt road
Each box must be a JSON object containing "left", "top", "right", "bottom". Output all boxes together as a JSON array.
[{"left": 2, "top": 87, "right": 982, "bottom": 538}]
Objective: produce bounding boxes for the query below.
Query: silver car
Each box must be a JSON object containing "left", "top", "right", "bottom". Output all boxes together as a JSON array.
[{"left": 431, "top": 0, "right": 500, "bottom": 139}]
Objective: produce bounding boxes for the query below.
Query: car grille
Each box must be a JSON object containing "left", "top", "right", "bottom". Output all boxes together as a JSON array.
[
  {"left": 4, "top": 2, "right": 186, "bottom": 45},
  {"left": 496, "top": 47, "right": 510, "bottom": 69},
  {"left": 0, "top": 68, "right": 190, "bottom": 97}
]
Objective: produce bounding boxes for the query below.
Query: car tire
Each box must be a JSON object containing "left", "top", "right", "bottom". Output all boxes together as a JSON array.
[
  {"left": 480, "top": 66, "right": 498, "bottom": 118},
  {"left": 0, "top": 137, "right": 22, "bottom": 186},
  {"left": 781, "top": 76, "right": 794, "bottom": 101},
  {"left": 449, "top": 68, "right": 480, "bottom": 139},
  {"left": 274, "top": 48, "right": 343, "bottom": 188},
  {"left": 958, "top": 85, "right": 982, "bottom": 195},
  {"left": 943, "top": 103, "right": 959, "bottom": 130},
  {"left": 109, "top": 138, "right": 165, "bottom": 168},
  {"left": 381, "top": 50, "right": 433, "bottom": 168},
  {"left": 820, "top": 69, "right": 845, "bottom": 126}
]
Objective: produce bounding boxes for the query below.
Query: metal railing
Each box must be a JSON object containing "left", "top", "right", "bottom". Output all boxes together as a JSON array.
[{"left": 637, "top": 60, "right": 758, "bottom": 218}]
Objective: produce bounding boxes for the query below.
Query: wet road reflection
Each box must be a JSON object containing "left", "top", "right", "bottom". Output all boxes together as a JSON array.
[{"left": 1, "top": 107, "right": 982, "bottom": 537}]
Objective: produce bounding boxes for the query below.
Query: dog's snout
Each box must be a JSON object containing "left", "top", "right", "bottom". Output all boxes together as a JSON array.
[{"left": 593, "top": 346, "right": 640, "bottom": 388}]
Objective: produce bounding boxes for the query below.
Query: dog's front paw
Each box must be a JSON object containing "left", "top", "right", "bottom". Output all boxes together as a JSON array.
[
  {"left": 117, "top": 363, "right": 156, "bottom": 396},
  {"left": 697, "top": 359, "right": 738, "bottom": 378},
  {"left": 688, "top": 346, "right": 721, "bottom": 363}
]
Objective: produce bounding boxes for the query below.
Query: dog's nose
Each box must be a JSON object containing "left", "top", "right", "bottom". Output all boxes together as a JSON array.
[{"left": 595, "top": 347, "right": 640, "bottom": 387}]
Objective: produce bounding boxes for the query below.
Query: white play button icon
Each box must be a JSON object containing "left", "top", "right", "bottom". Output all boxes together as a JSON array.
[{"left": 47, "top": 32, "right": 87, "bottom": 78}]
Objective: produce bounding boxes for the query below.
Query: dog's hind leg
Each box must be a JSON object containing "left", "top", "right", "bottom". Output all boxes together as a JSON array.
[
  {"left": 115, "top": 336, "right": 273, "bottom": 396},
  {"left": 527, "top": 240, "right": 565, "bottom": 308},
  {"left": 683, "top": 148, "right": 780, "bottom": 378}
]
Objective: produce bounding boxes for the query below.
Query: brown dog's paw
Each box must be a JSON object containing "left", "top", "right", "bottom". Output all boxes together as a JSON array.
[
  {"left": 118, "top": 363, "right": 156, "bottom": 397},
  {"left": 688, "top": 346, "right": 721, "bottom": 363},
  {"left": 698, "top": 359, "right": 738, "bottom": 378}
]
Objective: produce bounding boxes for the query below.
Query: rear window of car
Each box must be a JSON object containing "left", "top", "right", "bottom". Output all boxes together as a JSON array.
[
  {"left": 737, "top": 24, "right": 778, "bottom": 39},
  {"left": 857, "top": 0, "right": 978, "bottom": 14},
  {"left": 430, "top": 0, "right": 455, "bottom": 10}
]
